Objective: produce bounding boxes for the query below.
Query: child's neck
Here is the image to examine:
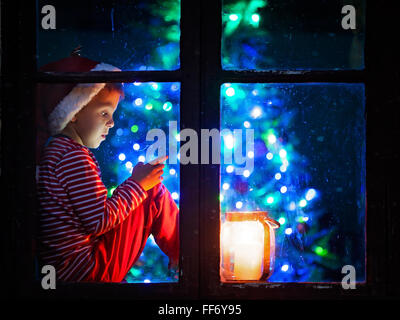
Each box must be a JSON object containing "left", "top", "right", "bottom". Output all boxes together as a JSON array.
[{"left": 60, "top": 126, "right": 83, "bottom": 146}]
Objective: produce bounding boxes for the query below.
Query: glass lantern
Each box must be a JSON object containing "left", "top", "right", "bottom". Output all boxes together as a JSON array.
[{"left": 220, "top": 211, "right": 280, "bottom": 282}]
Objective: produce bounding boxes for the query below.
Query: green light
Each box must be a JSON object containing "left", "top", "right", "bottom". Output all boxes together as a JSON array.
[
  {"left": 131, "top": 125, "right": 139, "bottom": 133},
  {"left": 267, "top": 134, "right": 277, "bottom": 144},
  {"left": 129, "top": 268, "right": 141, "bottom": 277},
  {"left": 154, "top": 92, "right": 161, "bottom": 99},
  {"left": 145, "top": 103, "right": 153, "bottom": 110},
  {"left": 267, "top": 196, "right": 274, "bottom": 204},
  {"left": 251, "top": 14, "right": 260, "bottom": 22},
  {"left": 229, "top": 14, "right": 239, "bottom": 21},
  {"left": 163, "top": 101, "right": 173, "bottom": 111},
  {"left": 315, "top": 246, "right": 328, "bottom": 256},
  {"left": 166, "top": 25, "right": 180, "bottom": 42},
  {"left": 315, "top": 246, "right": 323, "bottom": 255},
  {"left": 108, "top": 187, "right": 117, "bottom": 197},
  {"left": 225, "top": 14, "right": 241, "bottom": 36},
  {"left": 225, "top": 87, "right": 235, "bottom": 97},
  {"left": 238, "top": 89, "right": 246, "bottom": 99},
  {"left": 160, "top": 44, "right": 179, "bottom": 69}
]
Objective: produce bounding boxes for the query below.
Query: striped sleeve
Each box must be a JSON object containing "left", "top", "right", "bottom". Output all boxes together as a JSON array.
[{"left": 54, "top": 148, "right": 148, "bottom": 236}]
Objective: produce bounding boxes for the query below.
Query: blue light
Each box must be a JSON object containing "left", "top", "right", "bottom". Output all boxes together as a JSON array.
[
  {"left": 226, "top": 165, "right": 234, "bottom": 173},
  {"left": 306, "top": 188, "right": 317, "bottom": 201},
  {"left": 171, "top": 192, "right": 179, "bottom": 200},
  {"left": 125, "top": 161, "right": 132, "bottom": 169},
  {"left": 118, "top": 153, "right": 126, "bottom": 161},
  {"left": 299, "top": 199, "right": 307, "bottom": 207},
  {"left": 281, "top": 264, "right": 289, "bottom": 272},
  {"left": 116, "top": 128, "right": 124, "bottom": 136},
  {"left": 134, "top": 98, "right": 143, "bottom": 106},
  {"left": 285, "top": 228, "right": 293, "bottom": 235},
  {"left": 251, "top": 106, "right": 262, "bottom": 119}
]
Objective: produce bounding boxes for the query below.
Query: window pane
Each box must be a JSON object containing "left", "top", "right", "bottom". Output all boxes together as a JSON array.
[
  {"left": 36, "top": 81, "right": 180, "bottom": 283},
  {"left": 220, "top": 83, "right": 365, "bottom": 282},
  {"left": 222, "top": 0, "right": 365, "bottom": 70},
  {"left": 93, "top": 82, "right": 180, "bottom": 283},
  {"left": 37, "top": 0, "right": 180, "bottom": 70}
]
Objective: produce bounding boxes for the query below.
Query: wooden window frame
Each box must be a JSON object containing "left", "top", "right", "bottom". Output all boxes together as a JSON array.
[{"left": 2, "top": 0, "right": 399, "bottom": 300}]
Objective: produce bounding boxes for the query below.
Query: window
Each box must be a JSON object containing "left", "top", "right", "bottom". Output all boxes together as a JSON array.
[
  {"left": 35, "top": 0, "right": 183, "bottom": 285},
  {"left": 220, "top": 83, "right": 365, "bottom": 282},
  {"left": 37, "top": 0, "right": 181, "bottom": 71},
  {"left": 92, "top": 82, "right": 181, "bottom": 283},
  {"left": 222, "top": 0, "right": 365, "bottom": 70},
  {"left": 3, "top": 0, "right": 398, "bottom": 300},
  {"left": 200, "top": 0, "right": 371, "bottom": 298}
]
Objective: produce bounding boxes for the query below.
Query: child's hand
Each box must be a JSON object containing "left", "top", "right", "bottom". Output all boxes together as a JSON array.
[{"left": 130, "top": 155, "right": 168, "bottom": 191}]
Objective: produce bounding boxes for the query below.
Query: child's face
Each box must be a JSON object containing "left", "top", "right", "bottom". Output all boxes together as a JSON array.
[{"left": 71, "top": 88, "right": 121, "bottom": 148}]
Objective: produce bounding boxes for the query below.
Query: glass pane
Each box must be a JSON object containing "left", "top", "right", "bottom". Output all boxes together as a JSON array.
[
  {"left": 37, "top": 0, "right": 180, "bottom": 70},
  {"left": 220, "top": 83, "right": 365, "bottom": 282},
  {"left": 93, "top": 82, "right": 180, "bottom": 282},
  {"left": 222, "top": 0, "right": 365, "bottom": 70},
  {"left": 35, "top": 81, "right": 180, "bottom": 283}
]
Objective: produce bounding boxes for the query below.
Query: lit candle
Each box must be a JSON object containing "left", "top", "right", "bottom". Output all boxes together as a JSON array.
[
  {"left": 221, "top": 220, "right": 264, "bottom": 280},
  {"left": 220, "top": 211, "right": 280, "bottom": 282},
  {"left": 233, "top": 241, "right": 264, "bottom": 280}
]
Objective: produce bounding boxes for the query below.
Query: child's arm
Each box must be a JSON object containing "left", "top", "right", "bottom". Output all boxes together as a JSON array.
[{"left": 55, "top": 148, "right": 149, "bottom": 237}]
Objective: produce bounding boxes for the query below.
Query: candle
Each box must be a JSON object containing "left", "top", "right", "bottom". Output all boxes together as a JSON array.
[
  {"left": 233, "top": 242, "right": 264, "bottom": 280},
  {"left": 220, "top": 211, "right": 280, "bottom": 282},
  {"left": 221, "top": 220, "right": 264, "bottom": 280}
]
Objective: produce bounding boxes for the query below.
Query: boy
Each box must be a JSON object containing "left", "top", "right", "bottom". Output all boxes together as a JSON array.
[{"left": 36, "top": 52, "right": 179, "bottom": 282}]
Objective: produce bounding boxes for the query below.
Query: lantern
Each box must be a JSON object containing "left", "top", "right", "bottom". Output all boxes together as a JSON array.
[{"left": 220, "top": 211, "right": 280, "bottom": 281}]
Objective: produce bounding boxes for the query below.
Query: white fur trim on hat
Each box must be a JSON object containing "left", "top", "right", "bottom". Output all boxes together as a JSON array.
[{"left": 48, "top": 62, "right": 121, "bottom": 135}]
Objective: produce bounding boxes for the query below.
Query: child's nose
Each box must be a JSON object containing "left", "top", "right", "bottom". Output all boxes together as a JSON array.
[{"left": 107, "top": 118, "right": 114, "bottom": 128}]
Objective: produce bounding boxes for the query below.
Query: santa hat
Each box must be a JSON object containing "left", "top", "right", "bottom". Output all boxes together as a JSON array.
[{"left": 36, "top": 47, "right": 122, "bottom": 162}]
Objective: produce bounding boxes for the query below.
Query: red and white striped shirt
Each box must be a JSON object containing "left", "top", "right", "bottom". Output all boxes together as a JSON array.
[{"left": 37, "top": 135, "right": 148, "bottom": 281}]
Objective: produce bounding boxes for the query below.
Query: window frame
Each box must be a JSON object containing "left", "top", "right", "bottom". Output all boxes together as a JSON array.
[
  {"left": 2, "top": 0, "right": 398, "bottom": 299},
  {"left": 2, "top": 0, "right": 201, "bottom": 299},
  {"left": 199, "top": 0, "right": 389, "bottom": 299}
]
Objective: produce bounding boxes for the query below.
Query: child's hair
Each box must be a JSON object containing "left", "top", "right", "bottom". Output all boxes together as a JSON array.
[{"left": 104, "top": 82, "right": 125, "bottom": 100}]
